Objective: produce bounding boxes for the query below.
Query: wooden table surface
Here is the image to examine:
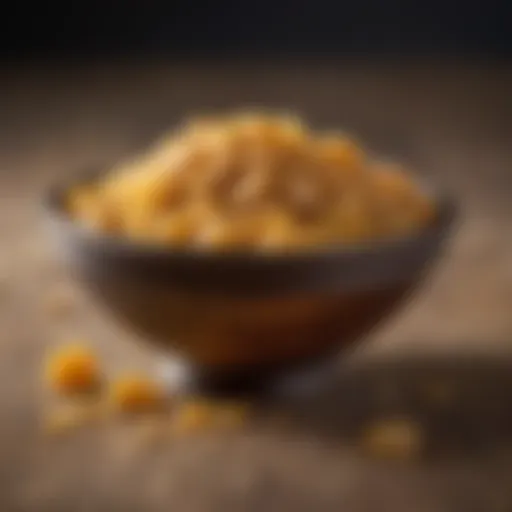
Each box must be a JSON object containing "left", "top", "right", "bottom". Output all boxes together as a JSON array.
[{"left": 1, "top": 60, "right": 512, "bottom": 511}]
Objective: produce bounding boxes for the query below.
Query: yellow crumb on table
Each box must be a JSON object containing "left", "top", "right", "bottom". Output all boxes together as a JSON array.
[
  {"left": 109, "top": 374, "right": 167, "bottom": 414},
  {"left": 42, "top": 402, "right": 105, "bottom": 436},
  {"left": 45, "top": 344, "right": 101, "bottom": 395},
  {"left": 359, "top": 417, "right": 424, "bottom": 461},
  {"left": 213, "top": 401, "right": 250, "bottom": 430},
  {"left": 171, "top": 399, "right": 250, "bottom": 436},
  {"left": 170, "top": 400, "right": 215, "bottom": 435}
]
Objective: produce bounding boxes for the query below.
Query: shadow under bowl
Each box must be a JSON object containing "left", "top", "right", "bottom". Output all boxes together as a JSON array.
[{"left": 43, "top": 174, "right": 456, "bottom": 390}]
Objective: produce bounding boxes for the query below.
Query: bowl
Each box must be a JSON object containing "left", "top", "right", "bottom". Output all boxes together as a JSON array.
[{"left": 43, "top": 171, "right": 456, "bottom": 392}]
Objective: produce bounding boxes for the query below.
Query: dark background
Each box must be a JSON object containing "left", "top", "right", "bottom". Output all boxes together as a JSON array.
[{"left": 2, "top": 1, "right": 510, "bottom": 59}]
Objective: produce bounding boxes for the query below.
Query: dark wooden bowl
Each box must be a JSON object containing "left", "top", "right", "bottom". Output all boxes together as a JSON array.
[{"left": 43, "top": 173, "right": 456, "bottom": 389}]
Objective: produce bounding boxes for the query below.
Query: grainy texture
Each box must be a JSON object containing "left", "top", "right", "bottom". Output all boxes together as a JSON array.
[{"left": 1, "top": 60, "right": 512, "bottom": 511}]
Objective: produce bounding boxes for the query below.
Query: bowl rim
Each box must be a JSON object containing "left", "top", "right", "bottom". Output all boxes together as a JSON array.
[{"left": 43, "top": 168, "right": 457, "bottom": 265}]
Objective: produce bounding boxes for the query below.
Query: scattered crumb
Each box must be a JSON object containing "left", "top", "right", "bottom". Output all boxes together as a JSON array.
[
  {"left": 109, "top": 374, "right": 167, "bottom": 414},
  {"left": 44, "top": 344, "right": 101, "bottom": 395},
  {"left": 359, "top": 417, "right": 424, "bottom": 461},
  {"left": 42, "top": 346, "right": 251, "bottom": 439},
  {"left": 213, "top": 401, "right": 250, "bottom": 430},
  {"left": 171, "top": 399, "right": 249, "bottom": 436},
  {"left": 42, "top": 403, "right": 104, "bottom": 436},
  {"left": 171, "top": 400, "right": 216, "bottom": 436}
]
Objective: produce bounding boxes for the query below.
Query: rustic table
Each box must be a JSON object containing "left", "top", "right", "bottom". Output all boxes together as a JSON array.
[{"left": 1, "top": 60, "right": 512, "bottom": 511}]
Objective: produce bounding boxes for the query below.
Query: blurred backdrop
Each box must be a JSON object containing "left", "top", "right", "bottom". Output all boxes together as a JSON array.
[{"left": 1, "top": 3, "right": 512, "bottom": 512}]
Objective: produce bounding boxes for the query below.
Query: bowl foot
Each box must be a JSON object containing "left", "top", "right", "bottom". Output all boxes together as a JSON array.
[{"left": 156, "top": 356, "right": 340, "bottom": 400}]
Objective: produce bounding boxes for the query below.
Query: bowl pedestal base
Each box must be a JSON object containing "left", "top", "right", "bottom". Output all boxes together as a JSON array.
[{"left": 155, "top": 355, "right": 341, "bottom": 400}]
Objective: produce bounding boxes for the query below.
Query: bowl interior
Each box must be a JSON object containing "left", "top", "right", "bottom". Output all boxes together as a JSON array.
[{"left": 44, "top": 171, "right": 456, "bottom": 296}]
